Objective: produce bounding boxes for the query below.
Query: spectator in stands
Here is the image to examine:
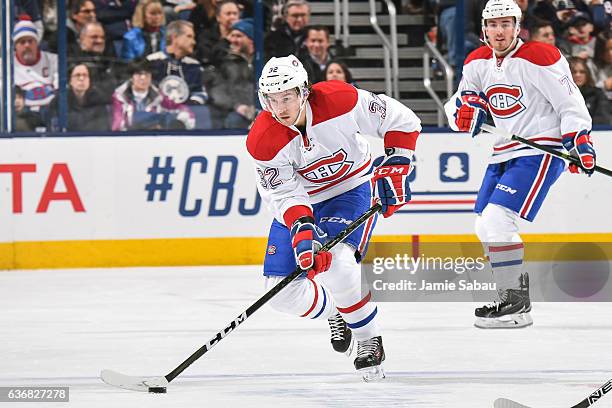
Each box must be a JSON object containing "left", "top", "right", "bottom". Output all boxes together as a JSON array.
[
  {"left": 324, "top": 60, "right": 355, "bottom": 85},
  {"left": 589, "top": 0, "right": 611, "bottom": 33},
  {"left": 528, "top": 17, "right": 556, "bottom": 45},
  {"left": 568, "top": 57, "right": 610, "bottom": 124},
  {"left": 163, "top": 0, "right": 196, "bottom": 23},
  {"left": 147, "top": 20, "right": 208, "bottom": 105},
  {"left": 299, "top": 25, "right": 332, "bottom": 84},
  {"left": 533, "top": 0, "right": 583, "bottom": 36},
  {"left": 14, "top": 86, "right": 45, "bottom": 132},
  {"left": 189, "top": 0, "right": 217, "bottom": 38},
  {"left": 15, "top": 0, "right": 44, "bottom": 40},
  {"left": 589, "top": 32, "right": 612, "bottom": 105},
  {"left": 432, "top": 0, "right": 481, "bottom": 66},
  {"left": 92, "top": 0, "right": 138, "bottom": 42},
  {"left": 121, "top": 0, "right": 166, "bottom": 61},
  {"left": 195, "top": 0, "right": 240, "bottom": 66},
  {"left": 264, "top": 0, "right": 310, "bottom": 59},
  {"left": 49, "top": 63, "right": 111, "bottom": 131},
  {"left": 13, "top": 18, "right": 58, "bottom": 112},
  {"left": 40, "top": 0, "right": 58, "bottom": 45},
  {"left": 48, "top": 0, "right": 98, "bottom": 52},
  {"left": 70, "top": 21, "right": 123, "bottom": 99},
  {"left": 559, "top": 12, "right": 596, "bottom": 59},
  {"left": 206, "top": 17, "right": 255, "bottom": 128},
  {"left": 112, "top": 59, "right": 195, "bottom": 130}
]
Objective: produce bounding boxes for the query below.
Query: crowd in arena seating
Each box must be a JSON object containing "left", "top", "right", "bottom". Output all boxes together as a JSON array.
[{"left": 10, "top": 0, "right": 611, "bottom": 132}]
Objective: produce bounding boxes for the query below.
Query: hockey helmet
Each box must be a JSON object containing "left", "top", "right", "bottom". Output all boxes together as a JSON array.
[
  {"left": 481, "top": 0, "right": 522, "bottom": 51},
  {"left": 258, "top": 55, "right": 310, "bottom": 125}
]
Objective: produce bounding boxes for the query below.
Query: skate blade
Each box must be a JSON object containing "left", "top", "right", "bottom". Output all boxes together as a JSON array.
[
  {"left": 358, "top": 365, "right": 385, "bottom": 382},
  {"left": 474, "top": 312, "right": 533, "bottom": 329}
]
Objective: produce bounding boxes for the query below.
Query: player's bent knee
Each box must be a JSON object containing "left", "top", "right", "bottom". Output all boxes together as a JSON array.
[
  {"left": 264, "top": 275, "right": 314, "bottom": 315},
  {"left": 480, "top": 204, "right": 521, "bottom": 243}
]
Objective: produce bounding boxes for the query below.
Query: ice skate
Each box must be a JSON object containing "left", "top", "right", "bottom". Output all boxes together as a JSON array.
[
  {"left": 475, "top": 273, "right": 532, "bottom": 329},
  {"left": 354, "top": 336, "right": 385, "bottom": 382},
  {"left": 328, "top": 313, "right": 354, "bottom": 356}
]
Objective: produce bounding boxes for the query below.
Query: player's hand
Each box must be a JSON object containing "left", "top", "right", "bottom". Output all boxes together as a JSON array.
[
  {"left": 372, "top": 148, "right": 413, "bottom": 218},
  {"left": 290, "top": 216, "right": 332, "bottom": 278},
  {"left": 454, "top": 91, "right": 488, "bottom": 137},
  {"left": 562, "top": 129, "right": 596, "bottom": 175}
]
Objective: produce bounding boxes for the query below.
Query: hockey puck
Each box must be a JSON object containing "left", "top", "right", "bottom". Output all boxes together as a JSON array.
[{"left": 148, "top": 387, "right": 167, "bottom": 393}]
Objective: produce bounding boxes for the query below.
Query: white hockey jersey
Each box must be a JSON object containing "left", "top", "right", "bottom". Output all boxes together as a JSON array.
[
  {"left": 247, "top": 80, "right": 421, "bottom": 226},
  {"left": 14, "top": 50, "right": 58, "bottom": 108},
  {"left": 444, "top": 40, "right": 592, "bottom": 163}
]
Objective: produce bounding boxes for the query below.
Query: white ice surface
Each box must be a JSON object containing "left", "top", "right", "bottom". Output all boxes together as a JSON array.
[{"left": 1, "top": 266, "right": 611, "bottom": 408}]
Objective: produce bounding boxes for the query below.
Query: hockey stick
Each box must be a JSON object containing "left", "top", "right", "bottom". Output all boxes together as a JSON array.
[
  {"left": 494, "top": 378, "right": 612, "bottom": 408},
  {"left": 480, "top": 124, "right": 612, "bottom": 177},
  {"left": 101, "top": 202, "right": 382, "bottom": 393}
]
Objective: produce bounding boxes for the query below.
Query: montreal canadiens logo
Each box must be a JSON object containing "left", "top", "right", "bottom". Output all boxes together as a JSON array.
[
  {"left": 297, "top": 149, "right": 354, "bottom": 184},
  {"left": 485, "top": 85, "right": 526, "bottom": 118}
]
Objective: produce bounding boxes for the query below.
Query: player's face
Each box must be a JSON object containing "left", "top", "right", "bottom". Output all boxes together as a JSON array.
[
  {"left": 264, "top": 89, "right": 302, "bottom": 126},
  {"left": 15, "top": 37, "right": 39, "bottom": 64},
  {"left": 325, "top": 63, "right": 346, "bottom": 82},
  {"left": 485, "top": 17, "right": 516, "bottom": 52}
]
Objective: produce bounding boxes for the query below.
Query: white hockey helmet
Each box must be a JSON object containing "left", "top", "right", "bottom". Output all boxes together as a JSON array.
[
  {"left": 258, "top": 55, "right": 310, "bottom": 123},
  {"left": 481, "top": 0, "right": 522, "bottom": 24},
  {"left": 481, "top": 0, "right": 523, "bottom": 50}
]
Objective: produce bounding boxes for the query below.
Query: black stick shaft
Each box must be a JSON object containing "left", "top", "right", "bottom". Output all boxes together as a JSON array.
[
  {"left": 164, "top": 203, "right": 382, "bottom": 383},
  {"left": 571, "top": 379, "right": 612, "bottom": 408},
  {"left": 480, "top": 124, "right": 612, "bottom": 177}
]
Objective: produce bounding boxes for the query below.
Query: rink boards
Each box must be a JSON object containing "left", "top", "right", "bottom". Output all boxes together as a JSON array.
[{"left": 0, "top": 130, "right": 611, "bottom": 269}]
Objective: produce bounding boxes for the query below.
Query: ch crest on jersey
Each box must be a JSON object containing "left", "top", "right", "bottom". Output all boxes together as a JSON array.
[
  {"left": 297, "top": 149, "right": 354, "bottom": 184},
  {"left": 485, "top": 85, "right": 526, "bottom": 118}
]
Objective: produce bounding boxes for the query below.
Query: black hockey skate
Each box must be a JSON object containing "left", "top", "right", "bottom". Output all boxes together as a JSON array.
[
  {"left": 475, "top": 273, "right": 532, "bottom": 329},
  {"left": 354, "top": 336, "right": 385, "bottom": 382},
  {"left": 328, "top": 313, "right": 354, "bottom": 356}
]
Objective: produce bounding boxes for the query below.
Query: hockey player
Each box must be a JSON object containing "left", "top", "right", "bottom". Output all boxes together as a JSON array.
[
  {"left": 247, "top": 55, "right": 421, "bottom": 380},
  {"left": 444, "top": 0, "right": 596, "bottom": 328}
]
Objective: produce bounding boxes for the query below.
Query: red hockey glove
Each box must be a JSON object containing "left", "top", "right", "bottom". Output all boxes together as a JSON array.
[
  {"left": 372, "top": 148, "right": 413, "bottom": 218},
  {"left": 290, "top": 216, "right": 332, "bottom": 278},
  {"left": 562, "top": 129, "right": 596, "bottom": 175},
  {"left": 454, "top": 91, "right": 488, "bottom": 137}
]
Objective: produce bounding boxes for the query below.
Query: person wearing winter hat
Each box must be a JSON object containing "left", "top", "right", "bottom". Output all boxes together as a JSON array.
[
  {"left": 228, "top": 18, "right": 253, "bottom": 56},
  {"left": 205, "top": 17, "right": 256, "bottom": 128},
  {"left": 13, "top": 17, "right": 58, "bottom": 110}
]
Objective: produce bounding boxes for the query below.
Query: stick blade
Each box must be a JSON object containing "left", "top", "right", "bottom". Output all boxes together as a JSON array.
[
  {"left": 100, "top": 369, "right": 168, "bottom": 393},
  {"left": 494, "top": 398, "right": 533, "bottom": 408}
]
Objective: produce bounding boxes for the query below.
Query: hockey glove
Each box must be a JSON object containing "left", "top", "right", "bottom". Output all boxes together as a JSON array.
[
  {"left": 290, "top": 216, "right": 332, "bottom": 279},
  {"left": 562, "top": 129, "right": 596, "bottom": 175},
  {"left": 372, "top": 148, "right": 413, "bottom": 218},
  {"left": 454, "top": 91, "right": 488, "bottom": 137}
]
